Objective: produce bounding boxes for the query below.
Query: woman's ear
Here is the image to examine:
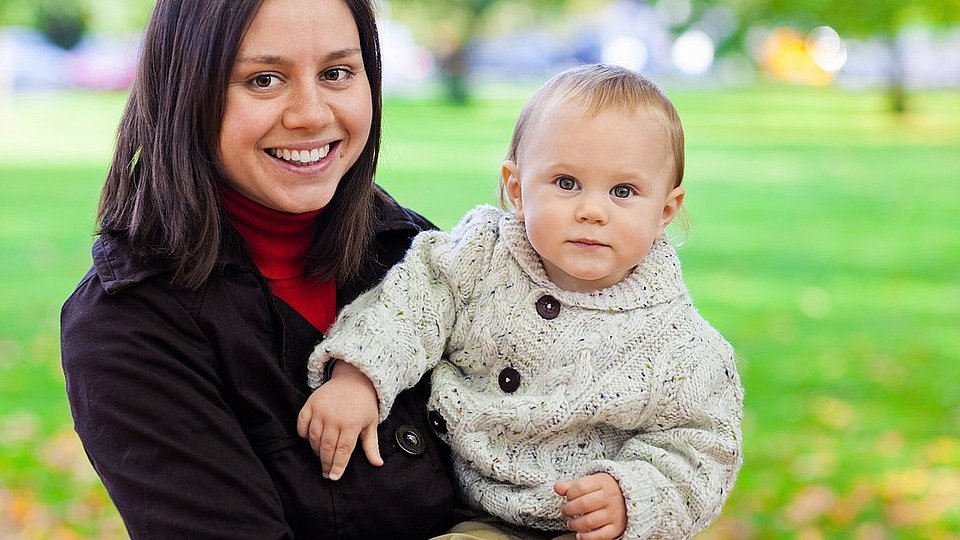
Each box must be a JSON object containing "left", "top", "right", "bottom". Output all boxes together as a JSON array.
[
  {"left": 660, "top": 185, "right": 685, "bottom": 232},
  {"left": 501, "top": 160, "right": 524, "bottom": 221}
]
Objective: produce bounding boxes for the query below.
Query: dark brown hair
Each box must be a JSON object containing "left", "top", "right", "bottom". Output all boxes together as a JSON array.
[{"left": 98, "top": 0, "right": 384, "bottom": 289}]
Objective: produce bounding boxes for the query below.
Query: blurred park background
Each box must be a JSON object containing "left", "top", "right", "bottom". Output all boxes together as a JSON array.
[{"left": 1, "top": 0, "right": 959, "bottom": 538}]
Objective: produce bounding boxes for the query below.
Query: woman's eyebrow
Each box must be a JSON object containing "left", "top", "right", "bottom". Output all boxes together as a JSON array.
[
  {"left": 326, "top": 47, "right": 362, "bottom": 61},
  {"left": 236, "top": 48, "right": 362, "bottom": 66},
  {"left": 236, "top": 54, "right": 287, "bottom": 66}
]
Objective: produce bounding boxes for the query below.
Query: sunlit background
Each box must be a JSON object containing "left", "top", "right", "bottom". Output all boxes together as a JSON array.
[
  {"left": 4, "top": 0, "right": 960, "bottom": 101},
  {"left": 1, "top": 0, "right": 959, "bottom": 538}
]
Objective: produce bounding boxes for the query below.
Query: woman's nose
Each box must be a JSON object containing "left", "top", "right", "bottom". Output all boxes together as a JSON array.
[{"left": 282, "top": 84, "right": 333, "bottom": 130}]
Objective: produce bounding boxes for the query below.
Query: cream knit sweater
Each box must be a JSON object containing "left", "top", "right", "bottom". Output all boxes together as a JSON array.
[{"left": 308, "top": 205, "right": 743, "bottom": 539}]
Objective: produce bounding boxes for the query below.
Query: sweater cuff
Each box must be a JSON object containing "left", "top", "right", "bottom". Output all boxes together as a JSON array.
[
  {"left": 322, "top": 358, "right": 338, "bottom": 382},
  {"left": 311, "top": 337, "right": 396, "bottom": 423},
  {"left": 580, "top": 460, "right": 690, "bottom": 540},
  {"left": 305, "top": 349, "right": 334, "bottom": 389}
]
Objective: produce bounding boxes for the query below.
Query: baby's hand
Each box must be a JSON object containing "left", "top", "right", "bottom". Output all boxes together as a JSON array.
[
  {"left": 296, "top": 361, "right": 382, "bottom": 480},
  {"left": 554, "top": 473, "right": 627, "bottom": 540}
]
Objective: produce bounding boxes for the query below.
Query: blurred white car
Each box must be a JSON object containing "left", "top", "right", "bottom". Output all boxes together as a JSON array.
[
  {"left": 0, "top": 26, "right": 140, "bottom": 92},
  {"left": 67, "top": 33, "right": 140, "bottom": 90},
  {"left": 0, "top": 26, "right": 69, "bottom": 90}
]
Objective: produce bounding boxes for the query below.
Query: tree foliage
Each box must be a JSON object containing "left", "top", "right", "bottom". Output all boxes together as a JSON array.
[
  {"left": 697, "top": 0, "right": 960, "bottom": 112},
  {"left": 388, "top": 0, "right": 601, "bottom": 102},
  {"left": 711, "top": 0, "right": 960, "bottom": 37},
  {"left": 0, "top": 0, "right": 153, "bottom": 38}
]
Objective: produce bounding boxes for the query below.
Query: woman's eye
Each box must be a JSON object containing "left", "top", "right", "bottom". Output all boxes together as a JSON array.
[
  {"left": 556, "top": 177, "right": 577, "bottom": 190},
  {"left": 250, "top": 74, "right": 277, "bottom": 89},
  {"left": 322, "top": 68, "right": 353, "bottom": 82},
  {"left": 612, "top": 185, "right": 635, "bottom": 198}
]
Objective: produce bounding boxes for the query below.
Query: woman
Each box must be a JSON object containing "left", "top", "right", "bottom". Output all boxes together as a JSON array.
[{"left": 60, "top": 0, "right": 456, "bottom": 538}]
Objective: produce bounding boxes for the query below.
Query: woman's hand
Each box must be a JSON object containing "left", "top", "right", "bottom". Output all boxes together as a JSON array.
[
  {"left": 554, "top": 473, "right": 627, "bottom": 540},
  {"left": 297, "top": 360, "right": 383, "bottom": 480}
]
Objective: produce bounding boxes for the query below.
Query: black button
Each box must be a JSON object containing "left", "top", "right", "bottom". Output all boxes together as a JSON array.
[
  {"left": 535, "top": 295, "right": 560, "bottom": 319},
  {"left": 498, "top": 367, "right": 521, "bottom": 393},
  {"left": 428, "top": 410, "right": 447, "bottom": 435},
  {"left": 394, "top": 424, "right": 425, "bottom": 456}
]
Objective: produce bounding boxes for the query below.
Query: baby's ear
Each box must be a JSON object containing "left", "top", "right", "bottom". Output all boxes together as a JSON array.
[
  {"left": 501, "top": 161, "right": 524, "bottom": 220},
  {"left": 660, "top": 185, "right": 685, "bottom": 232}
]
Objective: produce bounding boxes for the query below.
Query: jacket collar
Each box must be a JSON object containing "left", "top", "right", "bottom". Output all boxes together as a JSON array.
[
  {"left": 93, "top": 187, "right": 425, "bottom": 294},
  {"left": 92, "top": 236, "right": 173, "bottom": 295}
]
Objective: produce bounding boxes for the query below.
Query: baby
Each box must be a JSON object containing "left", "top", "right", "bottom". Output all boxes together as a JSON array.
[{"left": 299, "top": 63, "right": 743, "bottom": 539}]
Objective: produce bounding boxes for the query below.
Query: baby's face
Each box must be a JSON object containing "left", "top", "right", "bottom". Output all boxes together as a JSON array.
[{"left": 502, "top": 103, "right": 684, "bottom": 292}]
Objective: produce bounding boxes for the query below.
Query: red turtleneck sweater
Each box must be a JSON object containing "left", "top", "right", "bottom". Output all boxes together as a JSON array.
[{"left": 221, "top": 187, "right": 336, "bottom": 333}]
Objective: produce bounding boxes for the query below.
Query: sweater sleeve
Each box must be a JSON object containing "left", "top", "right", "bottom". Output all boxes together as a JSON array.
[
  {"left": 580, "top": 325, "right": 743, "bottom": 540},
  {"left": 307, "top": 206, "right": 500, "bottom": 421}
]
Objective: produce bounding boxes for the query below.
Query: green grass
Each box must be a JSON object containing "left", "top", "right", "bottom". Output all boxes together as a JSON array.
[{"left": 0, "top": 85, "right": 958, "bottom": 538}]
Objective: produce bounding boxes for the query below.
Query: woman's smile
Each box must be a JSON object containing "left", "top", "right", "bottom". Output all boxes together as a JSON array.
[
  {"left": 267, "top": 144, "right": 332, "bottom": 165},
  {"left": 264, "top": 141, "right": 340, "bottom": 175}
]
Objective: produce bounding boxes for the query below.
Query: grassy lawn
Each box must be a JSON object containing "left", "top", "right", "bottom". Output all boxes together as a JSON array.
[{"left": 0, "top": 84, "right": 957, "bottom": 538}]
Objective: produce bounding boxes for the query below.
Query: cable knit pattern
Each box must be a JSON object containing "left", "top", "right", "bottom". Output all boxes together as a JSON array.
[{"left": 308, "top": 205, "right": 743, "bottom": 539}]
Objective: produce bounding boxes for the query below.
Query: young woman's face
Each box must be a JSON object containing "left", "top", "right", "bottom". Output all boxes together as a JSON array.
[
  {"left": 219, "top": 0, "right": 372, "bottom": 213},
  {"left": 503, "top": 101, "right": 684, "bottom": 292}
]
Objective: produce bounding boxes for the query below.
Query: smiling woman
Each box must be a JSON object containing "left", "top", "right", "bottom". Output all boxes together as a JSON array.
[
  {"left": 219, "top": 0, "right": 372, "bottom": 214},
  {"left": 58, "top": 0, "right": 457, "bottom": 538}
]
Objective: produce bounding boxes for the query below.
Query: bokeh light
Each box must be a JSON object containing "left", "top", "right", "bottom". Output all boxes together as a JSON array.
[
  {"left": 672, "top": 29, "right": 715, "bottom": 75},
  {"left": 757, "top": 27, "right": 835, "bottom": 85},
  {"left": 807, "top": 26, "right": 848, "bottom": 72},
  {"left": 601, "top": 35, "right": 649, "bottom": 72}
]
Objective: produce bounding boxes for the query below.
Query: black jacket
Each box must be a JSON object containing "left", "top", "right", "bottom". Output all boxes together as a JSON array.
[{"left": 61, "top": 191, "right": 457, "bottom": 539}]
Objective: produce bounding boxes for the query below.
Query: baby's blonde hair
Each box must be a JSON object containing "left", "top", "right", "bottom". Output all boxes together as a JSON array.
[{"left": 499, "top": 63, "right": 685, "bottom": 208}]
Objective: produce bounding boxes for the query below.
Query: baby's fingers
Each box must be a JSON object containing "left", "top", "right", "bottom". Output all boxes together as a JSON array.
[
  {"left": 561, "top": 488, "right": 606, "bottom": 518},
  {"left": 320, "top": 426, "right": 360, "bottom": 481},
  {"left": 300, "top": 415, "right": 325, "bottom": 457},
  {"left": 296, "top": 406, "right": 313, "bottom": 440},
  {"left": 568, "top": 523, "right": 621, "bottom": 540},
  {"left": 360, "top": 424, "right": 383, "bottom": 467}
]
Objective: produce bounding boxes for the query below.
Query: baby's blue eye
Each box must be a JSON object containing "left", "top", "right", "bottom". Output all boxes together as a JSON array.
[
  {"left": 557, "top": 177, "right": 576, "bottom": 190},
  {"left": 612, "top": 185, "right": 633, "bottom": 198}
]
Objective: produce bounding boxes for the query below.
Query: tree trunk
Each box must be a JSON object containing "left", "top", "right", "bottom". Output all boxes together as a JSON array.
[
  {"left": 439, "top": 44, "right": 469, "bottom": 104},
  {"left": 437, "top": 0, "right": 497, "bottom": 104},
  {"left": 886, "top": 35, "right": 907, "bottom": 114}
]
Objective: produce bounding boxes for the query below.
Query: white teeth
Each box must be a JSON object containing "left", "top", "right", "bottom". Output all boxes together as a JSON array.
[{"left": 270, "top": 145, "right": 330, "bottom": 164}]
